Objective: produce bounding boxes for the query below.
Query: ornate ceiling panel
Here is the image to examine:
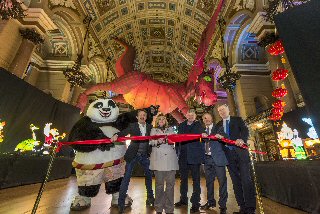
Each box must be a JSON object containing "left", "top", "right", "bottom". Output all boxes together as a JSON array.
[{"left": 76, "top": 0, "right": 219, "bottom": 83}]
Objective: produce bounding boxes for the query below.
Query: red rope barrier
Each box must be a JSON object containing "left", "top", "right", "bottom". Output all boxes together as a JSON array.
[{"left": 56, "top": 134, "right": 266, "bottom": 154}]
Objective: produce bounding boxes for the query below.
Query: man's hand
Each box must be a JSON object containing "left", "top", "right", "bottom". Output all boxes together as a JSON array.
[
  {"left": 110, "top": 134, "right": 118, "bottom": 142},
  {"left": 235, "top": 139, "right": 245, "bottom": 147},
  {"left": 202, "top": 133, "right": 208, "bottom": 138},
  {"left": 215, "top": 134, "right": 224, "bottom": 139}
]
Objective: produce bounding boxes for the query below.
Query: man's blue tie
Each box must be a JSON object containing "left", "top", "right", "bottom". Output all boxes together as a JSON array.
[{"left": 226, "top": 120, "right": 233, "bottom": 150}]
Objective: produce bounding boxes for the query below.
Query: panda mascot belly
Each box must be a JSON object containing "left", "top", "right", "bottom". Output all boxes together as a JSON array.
[{"left": 68, "top": 98, "right": 134, "bottom": 211}]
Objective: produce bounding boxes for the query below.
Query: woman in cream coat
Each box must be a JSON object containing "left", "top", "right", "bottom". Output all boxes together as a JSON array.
[{"left": 149, "top": 114, "right": 179, "bottom": 214}]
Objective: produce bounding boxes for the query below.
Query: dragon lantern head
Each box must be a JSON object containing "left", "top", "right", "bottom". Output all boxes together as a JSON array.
[{"left": 194, "top": 69, "right": 217, "bottom": 106}]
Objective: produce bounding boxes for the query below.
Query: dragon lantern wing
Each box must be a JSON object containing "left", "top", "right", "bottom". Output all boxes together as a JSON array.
[
  {"left": 186, "top": 0, "right": 224, "bottom": 90},
  {"left": 113, "top": 37, "right": 136, "bottom": 77}
]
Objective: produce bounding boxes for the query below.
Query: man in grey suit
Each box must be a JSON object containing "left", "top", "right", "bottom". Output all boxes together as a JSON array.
[{"left": 201, "top": 113, "right": 228, "bottom": 214}]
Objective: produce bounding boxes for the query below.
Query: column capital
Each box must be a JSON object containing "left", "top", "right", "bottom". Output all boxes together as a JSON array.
[
  {"left": 247, "top": 12, "right": 275, "bottom": 40},
  {"left": 22, "top": 8, "right": 57, "bottom": 33},
  {"left": 19, "top": 28, "right": 44, "bottom": 45}
]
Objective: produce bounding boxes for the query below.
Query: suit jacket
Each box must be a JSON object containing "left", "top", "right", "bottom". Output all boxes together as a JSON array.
[
  {"left": 117, "top": 122, "right": 152, "bottom": 162},
  {"left": 207, "top": 124, "right": 228, "bottom": 166},
  {"left": 149, "top": 127, "right": 179, "bottom": 171},
  {"left": 214, "top": 116, "right": 249, "bottom": 143},
  {"left": 214, "top": 116, "right": 250, "bottom": 161},
  {"left": 176, "top": 120, "right": 205, "bottom": 165}
]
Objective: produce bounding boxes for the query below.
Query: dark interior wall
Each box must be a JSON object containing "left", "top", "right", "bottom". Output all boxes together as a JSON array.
[
  {"left": 0, "top": 68, "right": 80, "bottom": 152},
  {"left": 275, "top": 0, "right": 320, "bottom": 135}
]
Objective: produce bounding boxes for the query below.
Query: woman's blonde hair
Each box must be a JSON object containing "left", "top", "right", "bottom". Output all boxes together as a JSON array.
[{"left": 154, "top": 114, "right": 169, "bottom": 128}]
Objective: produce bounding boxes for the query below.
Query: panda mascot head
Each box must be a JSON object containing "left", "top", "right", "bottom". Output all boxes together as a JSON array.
[
  {"left": 86, "top": 98, "right": 119, "bottom": 124},
  {"left": 68, "top": 96, "right": 122, "bottom": 153}
]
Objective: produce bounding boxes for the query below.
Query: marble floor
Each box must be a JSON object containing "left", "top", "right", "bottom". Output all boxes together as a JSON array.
[{"left": 0, "top": 176, "right": 307, "bottom": 214}]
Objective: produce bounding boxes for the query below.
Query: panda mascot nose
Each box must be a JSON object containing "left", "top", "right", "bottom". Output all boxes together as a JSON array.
[{"left": 102, "top": 108, "right": 111, "bottom": 112}]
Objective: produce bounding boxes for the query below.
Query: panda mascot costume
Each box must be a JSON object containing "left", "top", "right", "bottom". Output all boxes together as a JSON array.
[{"left": 68, "top": 95, "right": 158, "bottom": 211}]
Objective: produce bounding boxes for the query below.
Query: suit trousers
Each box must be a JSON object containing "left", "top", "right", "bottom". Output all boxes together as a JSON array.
[
  {"left": 178, "top": 161, "right": 201, "bottom": 208},
  {"left": 154, "top": 170, "right": 176, "bottom": 213},
  {"left": 224, "top": 148, "right": 256, "bottom": 209},
  {"left": 204, "top": 155, "right": 228, "bottom": 208}
]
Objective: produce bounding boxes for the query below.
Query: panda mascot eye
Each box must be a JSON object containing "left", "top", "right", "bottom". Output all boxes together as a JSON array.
[
  {"left": 93, "top": 102, "right": 103, "bottom": 109},
  {"left": 108, "top": 100, "right": 116, "bottom": 108}
]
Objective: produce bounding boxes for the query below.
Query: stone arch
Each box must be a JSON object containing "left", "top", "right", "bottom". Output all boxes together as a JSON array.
[
  {"left": 89, "top": 56, "right": 112, "bottom": 83},
  {"left": 224, "top": 10, "right": 253, "bottom": 64},
  {"left": 50, "top": 8, "right": 86, "bottom": 60}
]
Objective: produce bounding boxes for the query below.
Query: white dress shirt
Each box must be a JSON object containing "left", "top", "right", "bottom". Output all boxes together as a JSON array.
[
  {"left": 138, "top": 122, "right": 146, "bottom": 136},
  {"left": 205, "top": 123, "right": 214, "bottom": 155}
]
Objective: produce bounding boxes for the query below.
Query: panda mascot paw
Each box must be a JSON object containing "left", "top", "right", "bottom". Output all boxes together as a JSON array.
[
  {"left": 68, "top": 97, "right": 142, "bottom": 211},
  {"left": 70, "top": 195, "right": 91, "bottom": 211}
]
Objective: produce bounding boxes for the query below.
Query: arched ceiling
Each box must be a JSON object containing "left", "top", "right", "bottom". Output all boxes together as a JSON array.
[
  {"left": 45, "top": 0, "right": 258, "bottom": 84},
  {"left": 77, "top": 0, "right": 219, "bottom": 83}
]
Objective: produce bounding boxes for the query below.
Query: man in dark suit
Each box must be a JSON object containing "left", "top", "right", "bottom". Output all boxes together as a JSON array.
[
  {"left": 201, "top": 113, "right": 228, "bottom": 214},
  {"left": 216, "top": 104, "right": 256, "bottom": 214},
  {"left": 111, "top": 109, "right": 154, "bottom": 213},
  {"left": 174, "top": 109, "right": 205, "bottom": 213}
]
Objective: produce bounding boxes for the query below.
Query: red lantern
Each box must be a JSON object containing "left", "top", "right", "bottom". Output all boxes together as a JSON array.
[
  {"left": 272, "top": 68, "right": 289, "bottom": 81},
  {"left": 269, "top": 112, "right": 283, "bottom": 121},
  {"left": 272, "top": 85, "right": 288, "bottom": 98},
  {"left": 272, "top": 107, "right": 284, "bottom": 114},
  {"left": 272, "top": 100, "right": 286, "bottom": 108},
  {"left": 268, "top": 40, "right": 285, "bottom": 56}
]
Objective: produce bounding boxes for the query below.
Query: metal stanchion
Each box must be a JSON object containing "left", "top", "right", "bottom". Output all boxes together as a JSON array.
[{"left": 31, "top": 143, "right": 58, "bottom": 214}]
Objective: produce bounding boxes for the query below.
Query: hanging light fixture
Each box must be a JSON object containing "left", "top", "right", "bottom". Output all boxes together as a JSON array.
[
  {"left": 0, "top": 0, "right": 25, "bottom": 20},
  {"left": 63, "top": 16, "right": 92, "bottom": 88},
  {"left": 216, "top": 17, "right": 241, "bottom": 92}
]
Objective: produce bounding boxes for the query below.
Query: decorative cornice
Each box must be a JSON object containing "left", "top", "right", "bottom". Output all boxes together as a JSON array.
[
  {"left": 23, "top": 8, "right": 57, "bottom": 32},
  {"left": 247, "top": 12, "right": 274, "bottom": 39},
  {"left": 232, "top": 63, "right": 269, "bottom": 72},
  {"left": 19, "top": 28, "right": 44, "bottom": 45}
]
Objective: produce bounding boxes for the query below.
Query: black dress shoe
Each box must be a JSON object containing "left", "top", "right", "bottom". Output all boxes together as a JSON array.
[
  {"left": 146, "top": 197, "right": 155, "bottom": 207},
  {"left": 220, "top": 208, "right": 227, "bottom": 214},
  {"left": 190, "top": 207, "right": 200, "bottom": 213},
  {"left": 200, "top": 202, "right": 215, "bottom": 210},
  {"left": 174, "top": 201, "right": 188, "bottom": 207}
]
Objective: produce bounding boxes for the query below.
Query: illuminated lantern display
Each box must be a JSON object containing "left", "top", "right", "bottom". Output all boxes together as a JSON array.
[
  {"left": 268, "top": 40, "right": 285, "bottom": 56},
  {"left": 0, "top": 120, "right": 5, "bottom": 143},
  {"left": 272, "top": 100, "right": 286, "bottom": 108},
  {"left": 272, "top": 84, "right": 288, "bottom": 99},
  {"left": 272, "top": 68, "right": 289, "bottom": 81}
]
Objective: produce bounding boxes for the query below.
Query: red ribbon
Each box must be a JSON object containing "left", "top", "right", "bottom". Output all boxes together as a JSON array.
[{"left": 55, "top": 134, "right": 266, "bottom": 155}]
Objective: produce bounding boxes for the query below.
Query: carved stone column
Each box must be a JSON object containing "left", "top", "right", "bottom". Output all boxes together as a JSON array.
[
  {"left": 24, "top": 64, "right": 40, "bottom": 86},
  {"left": 61, "top": 81, "right": 72, "bottom": 103},
  {"left": 70, "top": 86, "right": 83, "bottom": 106},
  {"left": 8, "top": 28, "right": 43, "bottom": 78},
  {"left": 227, "top": 90, "right": 237, "bottom": 116}
]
